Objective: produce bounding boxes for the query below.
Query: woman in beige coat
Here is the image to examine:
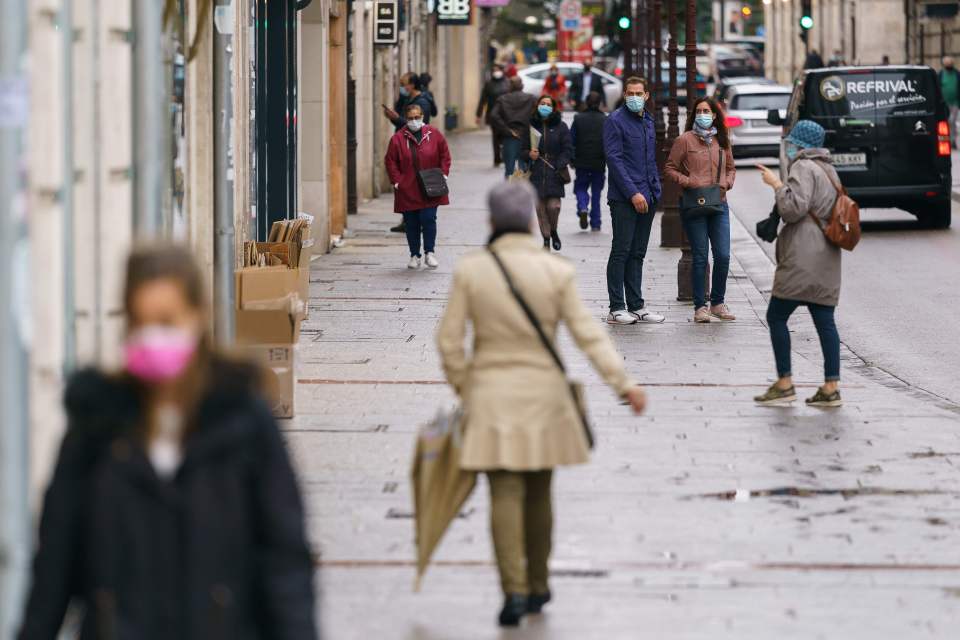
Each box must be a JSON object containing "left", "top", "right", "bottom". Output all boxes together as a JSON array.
[{"left": 436, "top": 181, "right": 647, "bottom": 627}]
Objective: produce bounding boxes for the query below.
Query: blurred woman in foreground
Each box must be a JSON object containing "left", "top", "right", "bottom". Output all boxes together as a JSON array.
[{"left": 19, "top": 245, "right": 317, "bottom": 640}]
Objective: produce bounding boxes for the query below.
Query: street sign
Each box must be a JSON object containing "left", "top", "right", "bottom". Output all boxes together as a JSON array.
[
  {"left": 437, "top": 0, "right": 472, "bottom": 25},
  {"left": 475, "top": 0, "right": 510, "bottom": 6},
  {"left": 373, "top": 0, "right": 398, "bottom": 45},
  {"left": 557, "top": 16, "right": 593, "bottom": 63},
  {"left": 558, "top": 0, "right": 582, "bottom": 31}
]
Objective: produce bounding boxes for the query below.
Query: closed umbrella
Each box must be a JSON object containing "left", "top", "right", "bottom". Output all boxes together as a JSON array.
[{"left": 411, "top": 407, "right": 477, "bottom": 590}]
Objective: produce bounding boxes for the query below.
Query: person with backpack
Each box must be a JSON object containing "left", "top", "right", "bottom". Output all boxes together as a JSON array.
[
  {"left": 754, "top": 120, "right": 847, "bottom": 408},
  {"left": 570, "top": 91, "right": 607, "bottom": 231}
]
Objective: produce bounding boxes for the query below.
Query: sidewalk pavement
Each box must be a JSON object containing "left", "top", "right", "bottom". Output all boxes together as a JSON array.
[{"left": 290, "top": 129, "right": 960, "bottom": 639}]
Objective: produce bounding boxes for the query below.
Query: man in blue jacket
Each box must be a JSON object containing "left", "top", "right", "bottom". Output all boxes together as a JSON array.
[{"left": 603, "top": 76, "right": 665, "bottom": 325}]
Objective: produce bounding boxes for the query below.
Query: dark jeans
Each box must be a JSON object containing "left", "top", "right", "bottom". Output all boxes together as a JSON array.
[
  {"left": 402, "top": 207, "right": 438, "bottom": 257},
  {"left": 682, "top": 203, "right": 731, "bottom": 309},
  {"left": 766, "top": 296, "right": 841, "bottom": 382},
  {"left": 606, "top": 200, "right": 655, "bottom": 312},
  {"left": 574, "top": 168, "right": 605, "bottom": 229},
  {"left": 502, "top": 136, "right": 525, "bottom": 178},
  {"left": 490, "top": 127, "right": 503, "bottom": 164}
]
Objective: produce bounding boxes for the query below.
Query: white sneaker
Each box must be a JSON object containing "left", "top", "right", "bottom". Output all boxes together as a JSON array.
[
  {"left": 630, "top": 308, "right": 666, "bottom": 324},
  {"left": 407, "top": 256, "right": 421, "bottom": 270},
  {"left": 424, "top": 252, "right": 439, "bottom": 269},
  {"left": 607, "top": 310, "right": 638, "bottom": 325}
]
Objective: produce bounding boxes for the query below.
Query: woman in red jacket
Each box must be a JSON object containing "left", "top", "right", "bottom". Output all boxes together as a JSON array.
[{"left": 385, "top": 103, "right": 452, "bottom": 269}]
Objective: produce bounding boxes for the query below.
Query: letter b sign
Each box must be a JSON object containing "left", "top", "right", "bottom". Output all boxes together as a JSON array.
[{"left": 437, "top": 0, "right": 471, "bottom": 24}]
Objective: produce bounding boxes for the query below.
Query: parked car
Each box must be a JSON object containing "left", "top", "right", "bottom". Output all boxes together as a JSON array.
[
  {"left": 707, "top": 43, "right": 760, "bottom": 80},
  {"left": 768, "top": 65, "right": 952, "bottom": 228},
  {"left": 517, "top": 62, "right": 622, "bottom": 107},
  {"left": 713, "top": 76, "right": 775, "bottom": 105},
  {"left": 724, "top": 83, "right": 793, "bottom": 158},
  {"left": 654, "top": 60, "right": 708, "bottom": 105}
]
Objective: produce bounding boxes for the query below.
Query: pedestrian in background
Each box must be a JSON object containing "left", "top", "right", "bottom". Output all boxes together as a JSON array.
[
  {"left": 665, "top": 96, "right": 737, "bottom": 323},
  {"left": 542, "top": 64, "right": 567, "bottom": 105},
  {"left": 18, "top": 245, "right": 317, "bottom": 640},
  {"left": 603, "top": 76, "right": 664, "bottom": 325},
  {"left": 436, "top": 181, "right": 647, "bottom": 627},
  {"left": 940, "top": 57, "right": 960, "bottom": 148},
  {"left": 490, "top": 76, "right": 537, "bottom": 179},
  {"left": 568, "top": 61, "right": 606, "bottom": 112},
  {"left": 420, "top": 71, "right": 439, "bottom": 119},
  {"left": 803, "top": 49, "right": 825, "bottom": 70},
  {"left": 570, "top": 91, "right": 607, "bottom": 231},
  {"left": 385, "top": 103, "right": 452, "bottom": 270},
  {"left": 522, "top": 95, "right": 573, "bottom": 251},
  {"left": 754, "top": 120, "right": 844, "bottom": 407},
  {"left": 477, "top": 64, "right": 511, "bottom": 166},
  {"left": 382, "top": 72, "right": 433, "bottom": 131}
]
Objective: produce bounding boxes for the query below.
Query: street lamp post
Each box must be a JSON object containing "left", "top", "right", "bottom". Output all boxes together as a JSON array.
[
  {"left": 660, "top": 1, "right": 682, "bottom": 250},
  {"left": 673, "top": 0, "right": 700, "bottom": 301}
]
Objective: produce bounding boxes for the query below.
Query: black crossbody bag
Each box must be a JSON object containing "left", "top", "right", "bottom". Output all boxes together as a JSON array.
[
  {"left": 409, "top": 138, "right": 449, "bottom": 199},
  {"left": 679, "top": 146, "right": 725, "bottom": 218},
  {"left": 488, "top": 249, "right": 594, "bottom": 449}
]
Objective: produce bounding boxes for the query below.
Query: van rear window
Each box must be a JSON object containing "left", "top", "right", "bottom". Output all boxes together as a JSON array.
[{"left": 807, "top": 70, "right": 937, "bottom": 118}]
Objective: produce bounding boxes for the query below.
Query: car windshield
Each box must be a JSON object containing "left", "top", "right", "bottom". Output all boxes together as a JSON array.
[{"left": 731, "top": 93, "right": 791, "bottom": 111}]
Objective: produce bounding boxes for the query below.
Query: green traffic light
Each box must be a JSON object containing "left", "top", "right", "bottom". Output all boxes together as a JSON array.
[
  {"left": 800, "top": 15, "right": 814, "bottom": 29},
  {"left": 618, "top": 16, "right": 631, "bottom": 30}
]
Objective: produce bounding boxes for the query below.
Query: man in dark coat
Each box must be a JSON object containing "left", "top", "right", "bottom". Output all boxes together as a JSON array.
[
  {"left": 476, "top": 64, "right": 511, "bottom": 166},
  {"left": 803, "top": 49, "right": 825, "bottom": 70},
  {"left": 383, "top": 72, "right": 433, "bottom": 131},
  {"left": 603, "top": 76, "right": 664, "bottom": 325},
  {"left": 489, "top": 76, "right": 537, "bottom": 178},
  {"left": 571, "top": 91, "right": 607, "bottom": 231},
  {"left": 568, "top": 62, "right": 607, "bottom": 112},
  {"left": 18, "top": 360, "right": 318, "bottom": 640}
]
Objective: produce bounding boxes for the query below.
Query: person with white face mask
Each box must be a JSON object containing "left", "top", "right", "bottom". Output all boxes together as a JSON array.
[
  {"left": 385, "top": 103, "right": 453, "bottom": 269},
  {"left": 477, "top": 64, "right": 512, "bottom": 166},
  {"left": 19, "top": 245, "right": 318, "bottom": 640},
  {"left": 665, "top": 97, "right": 737, "bottom": 324}
]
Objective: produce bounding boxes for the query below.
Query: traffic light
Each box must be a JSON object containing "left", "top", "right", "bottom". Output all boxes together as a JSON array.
[
  {"left": 800, "top": 0, "right": 814, "bottom": 30},
  {"left": 618, "top": 15, "right": 631, "bottom": 30}
]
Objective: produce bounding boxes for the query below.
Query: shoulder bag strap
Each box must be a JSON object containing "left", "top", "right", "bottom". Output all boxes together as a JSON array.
[
  {"left": 805, "top": 160, "right": 841, "bottom": 231},
  {"left": 408, "top": 137, "right": 421, "bottom": 172},
  {"left": 716, "top": 144, "right": 724, "bottom": 184},
  {"left": 487, "top": 249, "right": 566, "bottom": 374}
]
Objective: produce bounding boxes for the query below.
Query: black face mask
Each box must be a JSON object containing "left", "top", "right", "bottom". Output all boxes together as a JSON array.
[{"left": 583, "top": 67, "right": 591, "bottom": 74}]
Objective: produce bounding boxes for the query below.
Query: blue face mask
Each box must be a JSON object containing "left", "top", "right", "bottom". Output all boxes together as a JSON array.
[
  {"left": 785, "top": 143, "right": 801, "bottom": 160},
  {"left": 695, "top": 113, "right": 715, "bottom": 128},
  {"left": 625, "top": 95, "right": 646, "bottom": 113},
  {"left": 537, "top": 105, "right": 553, "bottom": 118},
  {"left": 399, "top": 86, "right": 410, "bottom": 98}
]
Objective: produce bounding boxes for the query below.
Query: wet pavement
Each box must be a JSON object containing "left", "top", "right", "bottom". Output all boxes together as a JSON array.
[{"left": 288, "top": 130, "right": 960, "bottom": 639}]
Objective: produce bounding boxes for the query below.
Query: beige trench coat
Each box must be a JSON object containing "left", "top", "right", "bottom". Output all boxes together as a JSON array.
[{"left": 436, "top": 234, "right": 636, "bottom": 471}]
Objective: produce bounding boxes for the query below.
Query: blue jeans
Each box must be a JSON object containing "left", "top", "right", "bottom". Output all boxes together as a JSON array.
[
  {"left": 766, "top": 296, "right": 841, "bottom": 382},
  {"left": 501, "top": 137, "right": 525, "bottom": 178},
  {"left": 402, "top": 208, "right": 438, "bottom": 257},
  {"left": 606, "top": 200, "right": 655, "bottom": 312},
  {"left": 574, "top": 168, "right": 605, "bottom": 228},
  {"left": 682, "top": 203, "right": 731, "bottom": 309}
]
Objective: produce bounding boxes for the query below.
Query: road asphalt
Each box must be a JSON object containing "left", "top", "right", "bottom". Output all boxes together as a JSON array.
[{"left": 288, "top": 129, "right": 960, "bottom": 639}]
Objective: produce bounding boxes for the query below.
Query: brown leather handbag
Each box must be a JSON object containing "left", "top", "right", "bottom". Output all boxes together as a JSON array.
[{"left": 810, "top": 161, "right": 861, "bottom": 251}]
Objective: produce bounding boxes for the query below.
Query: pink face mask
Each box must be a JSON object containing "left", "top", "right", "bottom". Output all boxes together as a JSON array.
[{"left": 124, "top": 326, "right": 198, "bottom": 383}]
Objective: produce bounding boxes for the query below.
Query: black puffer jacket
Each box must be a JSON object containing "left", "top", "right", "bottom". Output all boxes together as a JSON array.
[
  {"left": 18, "top": 359, "right": 317, "bottom": 640},
  {"left": 522, "top": 109, "right": 573, "bottom": 199},
  {"left": 571, "top": 108, "right": 607, "bottom": 171}
]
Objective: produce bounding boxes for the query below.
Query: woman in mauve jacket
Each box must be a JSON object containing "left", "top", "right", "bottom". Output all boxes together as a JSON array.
[
  {"left": 385, "top": 102, "right": 453, "bottom": 271},
  {"left": 665, "top": 96, "right": 737, "bottom": 325},
  {"left": 18, "top": 245, "right": 317, "bottom": 640}
]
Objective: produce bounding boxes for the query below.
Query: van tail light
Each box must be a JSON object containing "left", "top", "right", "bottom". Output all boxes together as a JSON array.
[
  {"left": 937, "top": 121, "right": 952, "bottom": 156},
  {"left": 725, "top": 116, "right": 744, "bottom": 128}
]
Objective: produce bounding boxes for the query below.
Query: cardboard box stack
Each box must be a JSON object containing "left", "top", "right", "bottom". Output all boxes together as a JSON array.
[{"left": 234, "top": 216, "right": 314, "bottom": 418}]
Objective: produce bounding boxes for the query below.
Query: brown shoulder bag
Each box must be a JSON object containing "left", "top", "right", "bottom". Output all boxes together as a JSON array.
[{"left": 809, "top": 161, "right": 861, "bottom": 251}]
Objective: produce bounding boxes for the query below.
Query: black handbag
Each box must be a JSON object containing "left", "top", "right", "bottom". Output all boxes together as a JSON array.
[
  {"left": 488, "top": 249, "right": 594, "bottom": 449},
  {"left": 409, "top": 138, "right": 449, "bottom": 199},
  {"left": 756, "top": 205, "right": 781, "bottom": 242},
  {"left": 680, "top": 146, "right": 725, "bottom": 218}
]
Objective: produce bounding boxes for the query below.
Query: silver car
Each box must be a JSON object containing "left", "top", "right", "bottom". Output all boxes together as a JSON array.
[
  {"left": 517, "top": 62, "right": 622, "bottom": 108},
  {"left": 724, "top": 83, "right": 793, "bottom": 158}
]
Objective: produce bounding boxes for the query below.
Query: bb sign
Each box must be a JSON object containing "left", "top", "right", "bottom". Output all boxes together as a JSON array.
[
  {"left": 374, "top": 0, "right": 398, "bottom": 45},
  {"left": 437, "top": 0, "right": 472, "bottom": 25}
]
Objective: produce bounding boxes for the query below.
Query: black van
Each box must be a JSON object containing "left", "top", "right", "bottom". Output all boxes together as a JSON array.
[{"left": 768, "top": 66, "right": 952, "bottom": 228}]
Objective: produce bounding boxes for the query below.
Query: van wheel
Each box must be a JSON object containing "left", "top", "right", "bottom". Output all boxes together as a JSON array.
[{"left": 917, "top": 200, "right": 952, "bottom": 229}]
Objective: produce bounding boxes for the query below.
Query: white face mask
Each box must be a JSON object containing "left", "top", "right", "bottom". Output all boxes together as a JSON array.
[
  {"left": 407, "top": 118, "right": 424, "bottom": 132},
  {"left": 492, "top": 71, "right": 504, "bottom": 79}
]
